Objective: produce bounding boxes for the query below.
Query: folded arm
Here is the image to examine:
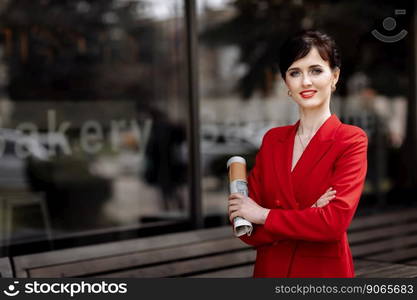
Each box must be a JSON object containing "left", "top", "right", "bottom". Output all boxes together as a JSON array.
[
  {"left": 234, "top": 129, "right": 368, "bottom": 245},
  {"left": 263, "top": 133, "right": 368, "bottom": 242}
]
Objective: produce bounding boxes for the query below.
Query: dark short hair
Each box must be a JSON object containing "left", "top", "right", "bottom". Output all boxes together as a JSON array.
[{"left": 279, "top": 30, "right": 341, "bottom": 80}]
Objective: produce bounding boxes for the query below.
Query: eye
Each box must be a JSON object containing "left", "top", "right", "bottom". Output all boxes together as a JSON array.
[
  {"left": 289, "top": 70, "right": 301, "bottom": 77},
  {"left": 311, "top": 68, "right": 323, "bottom": 75}
]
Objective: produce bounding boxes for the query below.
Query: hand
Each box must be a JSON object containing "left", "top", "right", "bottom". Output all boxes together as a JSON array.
[
  {"left": 312, "top": 187, "right": 336, "bottom": 208},
  {"left": 228, "top": 193, "right": 270, "bottom": 225}
]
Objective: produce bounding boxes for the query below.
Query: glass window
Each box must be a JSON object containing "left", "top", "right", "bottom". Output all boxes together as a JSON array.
[
  {"left": 198, "top": 0, "right": 413, "bottom": 224},
  {"left": 0, "top": 0, "right": 189, "bottom": 256},
  {"left": 198, "top": 0, "right": 299, "bottom": 225}
]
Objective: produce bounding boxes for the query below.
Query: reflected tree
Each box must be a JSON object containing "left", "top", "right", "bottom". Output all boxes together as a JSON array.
[
  {"left": 0, "top": 0, "right": 172, "bottom": 103},
  {"left": 200, "top": 0, "right": 409, "bottom": 98}
]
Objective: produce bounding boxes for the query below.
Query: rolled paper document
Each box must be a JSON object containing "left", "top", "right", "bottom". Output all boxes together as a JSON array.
[{"left": 227, "top": 156, "right": 253, "bottom": 237}]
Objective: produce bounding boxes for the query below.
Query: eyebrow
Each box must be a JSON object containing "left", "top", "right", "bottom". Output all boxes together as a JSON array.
[{"left": 286, "top": 65, "right": 323, "bottom": 72}]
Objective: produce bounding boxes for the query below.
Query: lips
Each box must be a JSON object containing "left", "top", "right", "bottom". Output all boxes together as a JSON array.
[{"left": 300, "top": 90, "right": 317, "bottom": 99}]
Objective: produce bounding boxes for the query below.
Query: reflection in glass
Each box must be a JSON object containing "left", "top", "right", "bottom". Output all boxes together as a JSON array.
[
  {"left": 0, "top": 0, "right": 188, "bottom": 256},
  {"left": 198, "top": 0, "right": 411, "bottom": 226}
]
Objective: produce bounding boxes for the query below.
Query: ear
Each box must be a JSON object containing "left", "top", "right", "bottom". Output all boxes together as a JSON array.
[{"left": 332, "top": 67, "right": 340, "bottom": 85}]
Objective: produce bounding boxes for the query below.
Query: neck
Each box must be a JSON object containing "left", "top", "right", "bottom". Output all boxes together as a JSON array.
[{"left": 298, "top": 108, "right": 331, "bottom": 136}]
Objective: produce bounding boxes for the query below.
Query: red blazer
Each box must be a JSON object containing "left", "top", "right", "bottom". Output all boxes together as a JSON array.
[{"left": 239, "top": 114, "right": 368, "bottom": 277}]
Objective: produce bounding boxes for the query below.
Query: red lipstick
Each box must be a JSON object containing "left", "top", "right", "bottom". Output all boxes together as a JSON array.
[{"left": 300, "top": 89, "right": 317, "bottom": 99}]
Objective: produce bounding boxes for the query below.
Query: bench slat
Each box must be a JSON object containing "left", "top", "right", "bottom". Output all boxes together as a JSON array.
[
  {"left": 349, "top": 208, "right": 417, "bottom": 231},
  {"left": 191, "top": 265, "right": 254, "bottom": 278},
  {"left": 351, "top": 234, "right": 417, "bottom": 257},
  {"left": 354, "top": 259, "right": 392, "bottom": 271},
  {"left": 357, "top": 264, "right": 417, "bottom": 278},
  {"left": 349, "top": 223, "right": 417, "bottom": 244},
  {"left": 28, "top": 237, "right": 249, "bottom": 278},
  {"left": 99, "top": 250, "right": 256, "bottom": 278},
  {"left": 365, "top": 246, "right": 417, "bottom": 263},
  {"left": 14, "top": 226, "right": 233, "bottom": 277},
  {"left": 355, "top": 262, "right": 395, "bottom": 277}
]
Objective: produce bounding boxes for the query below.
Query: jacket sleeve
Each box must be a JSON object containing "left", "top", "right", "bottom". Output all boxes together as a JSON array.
[
  {"left": 263, "top": 131, "right": 368, "bottom": 242},
  {"left": 237, "top": 130, "right": 283, "bottom": 247}
]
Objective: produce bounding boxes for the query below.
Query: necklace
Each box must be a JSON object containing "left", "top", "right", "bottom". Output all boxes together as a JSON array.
[
  {"left": 297, "top": 115, "right": 330, "bottom": 152},
  {"left": 297, "top": 131, "right": 309, "bottom": 152},
  {"left": 297, "top": 128, "right": 316, "bottom": 152}
]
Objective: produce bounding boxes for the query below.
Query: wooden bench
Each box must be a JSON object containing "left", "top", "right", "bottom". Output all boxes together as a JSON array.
[
  {"left": 196, "top": 207, "right": 417, "bottom": 278},
  {"left": 5, "top": 207, "right": 417, "bottom": 278},
  {"left": 349, "top": 207, "right": 417, "bottom": 278},
  {"left": 11, "top": 226, "right": 253, "bottom": 278}
]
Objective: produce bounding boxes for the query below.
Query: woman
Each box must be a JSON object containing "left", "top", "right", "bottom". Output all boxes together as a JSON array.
[{"left": 228, "top": 30, "right": 368, "bottom": 278}]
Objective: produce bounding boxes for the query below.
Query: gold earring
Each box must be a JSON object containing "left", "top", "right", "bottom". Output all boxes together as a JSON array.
[{"left": 288, "top": 90, "right": 292, "bottom": 97}]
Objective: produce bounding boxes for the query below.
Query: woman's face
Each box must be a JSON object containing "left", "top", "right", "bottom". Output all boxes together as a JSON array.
[{"left": 284, "top": 47, "right": 339, "bottom": 110}]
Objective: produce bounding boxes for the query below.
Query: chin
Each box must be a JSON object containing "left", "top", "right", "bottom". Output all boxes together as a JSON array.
[
  {"left": 297, "top": 99, "right": 323, "bottom": 108},
  {"left": 297, "top": 96, "right": 327, "bottom": 109}
]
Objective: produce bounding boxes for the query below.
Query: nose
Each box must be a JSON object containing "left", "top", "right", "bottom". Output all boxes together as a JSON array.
[{"left": 302, "top": 74, "right": 312, "bottom": 87}]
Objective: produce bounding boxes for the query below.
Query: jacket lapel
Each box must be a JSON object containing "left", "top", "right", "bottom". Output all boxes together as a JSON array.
[
  {"left": 273, "top": 114, "right": 342, "bottom": 209},
  {"left": 273, "top": 122, "right": 299, "bottom": 209},
  {"left": 292, "top": 114, "right": 341, "bottom": 182}
]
